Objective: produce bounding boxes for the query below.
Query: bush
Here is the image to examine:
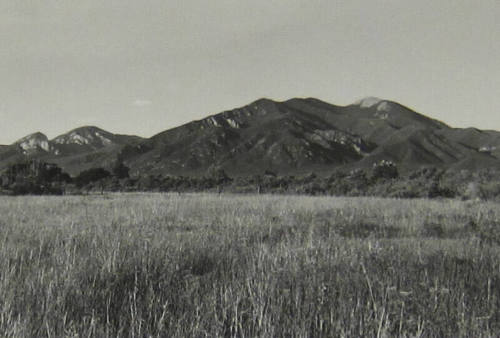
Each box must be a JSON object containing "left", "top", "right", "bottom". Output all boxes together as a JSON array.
[{"left": 371, "top": 160, "right": 398, "bottom": 181}]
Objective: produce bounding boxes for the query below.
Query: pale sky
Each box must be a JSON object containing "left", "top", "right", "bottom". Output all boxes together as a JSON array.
[{"left": 0, "top": 1, "right": 499, "bottom": 144}]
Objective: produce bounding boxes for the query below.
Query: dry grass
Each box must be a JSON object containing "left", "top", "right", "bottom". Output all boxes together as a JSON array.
[{"left": 0, "top": 193, "right": 499, "bottom": 337}]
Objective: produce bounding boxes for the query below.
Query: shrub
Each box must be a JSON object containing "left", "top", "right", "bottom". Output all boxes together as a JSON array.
[{"left": 371, "top": 160, "right": 398, "bottom": 181}]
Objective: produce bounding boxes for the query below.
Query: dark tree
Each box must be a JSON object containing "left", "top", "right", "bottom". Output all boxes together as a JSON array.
[
  {"left": 112, "top": 161, "right": 130, "bottom": 179},
  {"left": 264, "top": 169, "right": 277, "bottom": 177},
  {"left": 209, "top": 167, "right": 232, "bottom": 185},
  {"left": 1, "top": 160, "right": 71, "bottom": 195},
  {"left": 75, "top": 168, "right": 111, "bottom": 188}
]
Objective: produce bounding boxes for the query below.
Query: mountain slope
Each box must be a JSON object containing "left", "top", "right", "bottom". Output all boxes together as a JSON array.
[
  {"left": 119, "top": 97, "right": 499, "bottom": 176},
  {"left": 120, "top": 98, "right": 376, "bottom": 176},
  {"left": 438, "top": 127, "right": 500, "bottom": 159}
]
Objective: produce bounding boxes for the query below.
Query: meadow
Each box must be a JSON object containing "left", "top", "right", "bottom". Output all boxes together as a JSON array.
[{"left": 0, "top": 193, "right": 499, "bottom": 337}]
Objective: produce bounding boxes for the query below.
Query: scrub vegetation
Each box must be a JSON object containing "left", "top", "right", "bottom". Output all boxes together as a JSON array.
[{"left": 0, "top": 193, "right": 499, "bottom": 337}]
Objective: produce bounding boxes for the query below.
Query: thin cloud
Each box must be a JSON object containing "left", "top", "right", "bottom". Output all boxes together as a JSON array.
[{"left": 133, "top": 99, "right": 152, "bottom": 107}]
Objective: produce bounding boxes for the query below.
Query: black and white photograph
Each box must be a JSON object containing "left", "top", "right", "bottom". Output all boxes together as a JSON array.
[{"left": 0, "top": 1, "right": 499, "bottom": 336}]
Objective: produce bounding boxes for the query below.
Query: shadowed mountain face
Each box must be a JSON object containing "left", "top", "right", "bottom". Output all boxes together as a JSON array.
[
  {"left": 2, "top": 97, "right": 500, "bottom": 176},
  {"left": 116, "top": 97, "right": 500, "bottom": 176},
  {"left": 120, "top": 98, "right": 378, "bottom": 176}
]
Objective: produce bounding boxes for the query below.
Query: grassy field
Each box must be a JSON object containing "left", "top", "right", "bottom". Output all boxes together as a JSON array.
[{"left": 0, "top": 193, "right": 499, "bottom": 337}]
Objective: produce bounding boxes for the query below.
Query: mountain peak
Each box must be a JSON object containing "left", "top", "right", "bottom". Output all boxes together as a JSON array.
[
  {"left": 354, "top": 97, "right": 385, "bottom": 108},
  {"left": 53, "top": 126, "right": 114, "bottom": 147},
  {"left": 69, "top": 125, "right": 105, "bottom": 132},
  {"left": 16, "top": 131, "right": 48, "bottom": 141},
  {"left": 14, "top": 132, "right": 50, "bottom": 153},
  {"left": 251, "top": 98, "right": 277, "bottom": 105}
]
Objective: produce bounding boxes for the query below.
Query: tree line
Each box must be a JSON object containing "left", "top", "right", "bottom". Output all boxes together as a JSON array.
[{"left": 1, "top": 158, "right": 500, "bottom": 200}]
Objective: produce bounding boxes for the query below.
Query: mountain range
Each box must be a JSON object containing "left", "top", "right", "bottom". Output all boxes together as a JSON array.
[{"left": 1, "top": 97, "right": 499, "bottom": 177}]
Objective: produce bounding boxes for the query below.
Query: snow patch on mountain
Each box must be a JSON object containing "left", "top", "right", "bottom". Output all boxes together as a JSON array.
[
  {"left": 95, "top": 132, "right": 112, "bottom": 145},
  {"left": 376, "top": 101, "right": 391, "bottom": 112},
  {"left": 356, "top": 97, "right": 384, "bottom": 108},
  {"left": 15, "top": 133, "right": 51, "bottom": 153},
  {"left": 226, "top": 118, "right": 242, "bottom": 129},
  {"left": 306, "top": 129, "right": 368, "bottom": 155}
]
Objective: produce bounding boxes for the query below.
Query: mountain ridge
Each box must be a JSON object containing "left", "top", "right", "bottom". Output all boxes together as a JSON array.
[
  {"left": 0, "top": 126, "right": 144, "bottom": 175},
  {"left": 2, "top": 97, "right": 499, "bottom": 176}
]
